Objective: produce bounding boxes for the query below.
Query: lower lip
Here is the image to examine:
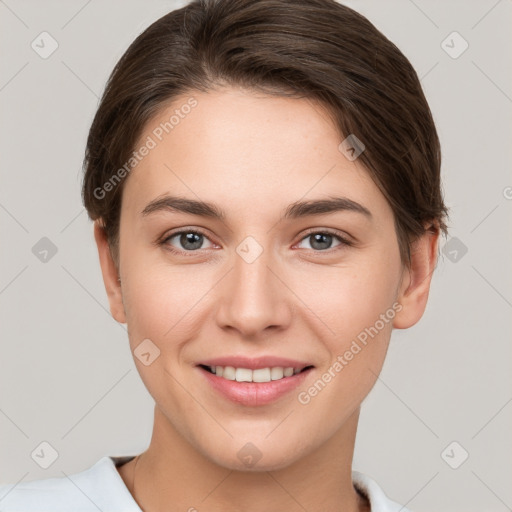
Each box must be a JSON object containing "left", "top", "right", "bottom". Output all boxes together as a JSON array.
[{"left": 198, "top": 367, "right": 313, "bottom": 406}]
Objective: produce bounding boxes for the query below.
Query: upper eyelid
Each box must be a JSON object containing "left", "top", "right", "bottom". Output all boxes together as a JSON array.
[
  {"left": 294, "top": 230, "right": 352, "bottom": 249},
  {"left": 163, "top": 227, "right": 351, "bottom": 250},
  {"left": 299, "top": 227, "right": 351, "bottom": 240},
  {"left": 163, "top": 228, "right": 215, "bottom": 245}
]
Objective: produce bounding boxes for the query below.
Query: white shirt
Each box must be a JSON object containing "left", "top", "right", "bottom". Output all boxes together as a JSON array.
[{"left": 0, "top": 456, "right": 412, "bottom": 511}]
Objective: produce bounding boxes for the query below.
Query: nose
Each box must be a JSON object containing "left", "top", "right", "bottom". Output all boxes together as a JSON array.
[{"left": 215, "top": 241, "right": 293, "bottom": 338}]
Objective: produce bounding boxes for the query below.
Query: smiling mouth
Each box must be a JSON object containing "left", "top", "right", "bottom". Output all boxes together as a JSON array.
[{"left": 198, "top": 364, "right": 314, "bottom": 383}]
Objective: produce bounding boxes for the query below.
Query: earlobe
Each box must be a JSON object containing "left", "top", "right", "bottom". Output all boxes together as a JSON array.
[
  {"left": 393, "top": 225, "right": 440, "bottom": 329},
  {"left": 93, "top": 221, "right": 127, "bottom": 324}
]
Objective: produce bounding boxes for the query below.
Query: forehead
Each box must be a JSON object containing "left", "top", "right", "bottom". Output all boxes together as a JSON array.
[{"left": 121, "top": 87, "right": 391, "bottom": 227}]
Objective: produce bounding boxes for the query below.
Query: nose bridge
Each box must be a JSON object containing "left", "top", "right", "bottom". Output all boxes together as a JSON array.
[{"left": 215, "top": 235, "right": 291, "bottom": 335}]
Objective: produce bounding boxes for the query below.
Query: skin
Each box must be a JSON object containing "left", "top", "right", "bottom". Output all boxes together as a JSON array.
[{"left": 94, "top": 86, "right": 439, "bottom": 512}]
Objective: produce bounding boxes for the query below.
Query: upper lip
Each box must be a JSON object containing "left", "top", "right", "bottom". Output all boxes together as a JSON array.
[{"left": 198, "top": 356, "right": 314, "bottom": 370}]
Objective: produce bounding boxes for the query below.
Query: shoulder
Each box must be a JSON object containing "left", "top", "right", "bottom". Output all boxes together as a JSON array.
[
  {"left": 0, "top": 456, "right": 140, "bottom": 512},
  {"left": 352, "top": 470, "right": 413, "bottom": 512}
]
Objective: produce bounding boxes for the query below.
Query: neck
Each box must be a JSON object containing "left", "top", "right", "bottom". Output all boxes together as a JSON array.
[{"left": 120, "top": 406, "right": 369, "bottom": 512}]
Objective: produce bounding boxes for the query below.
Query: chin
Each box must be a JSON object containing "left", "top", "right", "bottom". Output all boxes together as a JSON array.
[
  {"left": 214, "top": 452, "right": 301, "bottom": 473},
  {"left": 200, "top": 436, "right": 310, "bottom": 473}
]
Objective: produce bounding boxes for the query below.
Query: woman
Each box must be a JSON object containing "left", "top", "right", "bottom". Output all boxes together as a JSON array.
[{"left": 0, "top": 0, "right": 448, "bottom": 510}]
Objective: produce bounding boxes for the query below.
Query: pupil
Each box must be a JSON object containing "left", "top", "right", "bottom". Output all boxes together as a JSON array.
[
  {"left": 311, "top": 233, "right": 332, "bottom": 250},
  {"left": 181, "top": 232, "right": 203, "bottom": 250}
]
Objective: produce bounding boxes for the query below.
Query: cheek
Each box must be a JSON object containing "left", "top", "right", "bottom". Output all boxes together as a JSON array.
[
  {"left": 294, "top": 269, "right": 399, "bottom": 428},
  {"left": 297, "top": 254, "right": 402, "bottom": 341},
  {"left": 121, "top": 258, "right": 214, "bottom": 350}
]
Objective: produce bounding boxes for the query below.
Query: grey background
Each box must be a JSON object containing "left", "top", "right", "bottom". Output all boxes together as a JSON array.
[{"left": 1, "top": 1, "right": 511, "bottom": 510}]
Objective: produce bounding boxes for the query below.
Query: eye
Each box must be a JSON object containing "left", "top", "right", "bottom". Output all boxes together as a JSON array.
[
  {"left": 162, "top": 229, "right": 215, "bottom": 253},
  {"left": 160, "top": 227, "right": 352, "bottom": 256},
  {"left": 296, "top": 230, "right": 352, "bottom": 252}
]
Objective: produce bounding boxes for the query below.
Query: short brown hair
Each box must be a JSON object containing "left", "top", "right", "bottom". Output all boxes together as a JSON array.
[{"left": 82, "top": 0, "right": 449, "bottom": 268}]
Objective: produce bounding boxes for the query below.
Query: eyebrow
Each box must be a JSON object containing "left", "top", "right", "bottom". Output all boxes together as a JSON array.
[
  {"left": 141, "top": 194, "right": 372, "bottom": 220},
  {"left": 284, "top": 196, "right": 372, "bottom": 220}
]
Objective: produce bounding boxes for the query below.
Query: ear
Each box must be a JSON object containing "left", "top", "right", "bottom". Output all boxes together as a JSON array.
[
  {"left": 393, "top": 224, "right": 440, "bottom": 329},
  {"left": 93, "top": 220, "right": 126, "bottom": 324}
]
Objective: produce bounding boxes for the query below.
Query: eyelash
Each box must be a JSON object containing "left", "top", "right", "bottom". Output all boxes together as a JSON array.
[{"left": 160, "top": 227, "right": 353, "bottom": 257}]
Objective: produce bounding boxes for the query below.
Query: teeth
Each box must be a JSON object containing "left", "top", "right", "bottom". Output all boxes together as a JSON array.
[
  {"left": 210, "top": 365, "right": 304, "bottom": 383},
  {"left": 235, "top": 368, "right": 252, "bottom": 382},
  {"left": 253, "top": 368, "right": 271, "bottom": 382},
  {"left": 222, "top": 366, "right": 236, "bottom": 380},
  {"left": 270, "top": 367, "right": 284, "bottom": 380}
]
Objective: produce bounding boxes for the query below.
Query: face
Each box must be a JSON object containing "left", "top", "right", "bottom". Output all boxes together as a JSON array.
[{"left": 96, "top": 86, "right": 435, "bottom": 471}]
